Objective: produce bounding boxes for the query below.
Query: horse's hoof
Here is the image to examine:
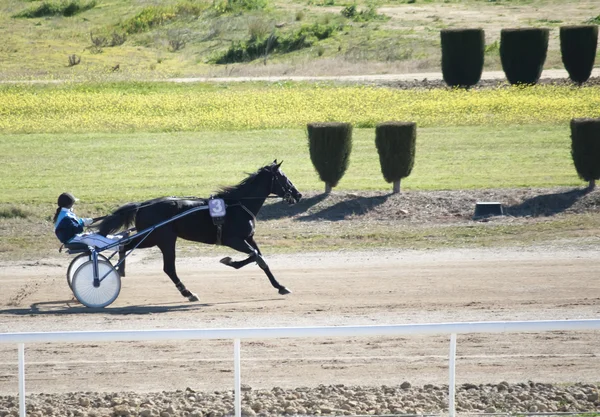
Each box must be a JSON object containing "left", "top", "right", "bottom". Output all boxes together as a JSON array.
[
  {"left": 188, "top": 293, "right": 199, "bottom": 302},
  {"left": 220, "top": 257, "right": 232, "bottom": 266},
  {"left": 278, "top": 287, "right": 292, "bottom": 295}
]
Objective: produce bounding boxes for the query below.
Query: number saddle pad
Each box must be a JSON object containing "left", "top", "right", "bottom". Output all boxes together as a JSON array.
[{"left": 208, "top": 198, "right": 226, "bottom": 225}]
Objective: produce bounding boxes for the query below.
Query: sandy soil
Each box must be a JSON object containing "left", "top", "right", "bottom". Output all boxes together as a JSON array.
[
  {"left": 0, "top": 247, "right": 599, "bottom": 395},
  {"left": 379, "top": 1, "right": 599, "bottom": 42}
]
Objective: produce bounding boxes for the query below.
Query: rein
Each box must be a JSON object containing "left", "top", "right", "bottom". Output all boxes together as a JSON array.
[{"left": 93, "top": 199, "right": 172, "bottom": 223}]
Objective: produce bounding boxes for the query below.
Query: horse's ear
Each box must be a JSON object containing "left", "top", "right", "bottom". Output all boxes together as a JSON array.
[{"left": 276, "top": 160, "right": 283, "bottom": 168}]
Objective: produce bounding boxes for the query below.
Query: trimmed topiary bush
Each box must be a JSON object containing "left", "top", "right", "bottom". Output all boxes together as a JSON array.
[
  {"left": 307, "top": 122, "right": 353, "bottom": 193},
  {"left": 571, "top": 118, "right": 600, "bottom": 190},
  {"left": 440, "top": 28, "right": 485, "bottom": 88},
  {"left": 375, "top": 122, "right": 416, "bottom": 193},
  {"left": 500, "top": 28, "right": 549, "bottom": 85},
  {"left": 560, "top": 25, "right": 598, "bottom": 85}
]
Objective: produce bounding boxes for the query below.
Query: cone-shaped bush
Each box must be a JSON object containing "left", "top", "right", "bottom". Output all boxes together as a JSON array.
[
  {"left": 500, "top": 28, "right": 549, "bottom": 85},
  {"left": 440, "top": 28, "right": 485, "bottom": 88},
  {"left": 375, "top": 122, "right": 416, "bottom": 193},
  {"left": 571, "top": 118, "right": 600, "bottom": 189},
  {"left": 560, "top": 25, "right": 598, "bottom": 84},
  {"left": 307, "top": 122, "right": 352, "bottom": 193}
]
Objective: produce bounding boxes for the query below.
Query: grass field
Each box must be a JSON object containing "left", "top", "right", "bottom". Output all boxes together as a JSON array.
[
  {"left": 3, "top": 120, "right": 595, "bottom": 260},
  {"left": 0, "top": 124, "right": 585, "bottom": 204}
]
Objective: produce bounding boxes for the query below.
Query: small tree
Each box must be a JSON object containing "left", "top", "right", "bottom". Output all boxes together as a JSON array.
[
  {"left": 440, "top": 28, "right": 485, "bottom": 88},
  {"left": 560, "top": 25, "right": 598, "bottom": 85},
  {"left": 307, "top": 122, "right": 353, "bottom": 193},
  {"left": 571, "top": 118, "right": 600, "bottom": 190},
  {"left": 375, "top": 122, "right": 416, "bottom": 193},
  {"left": 500, "top": 28, "right": 549, "bottom": 85}
]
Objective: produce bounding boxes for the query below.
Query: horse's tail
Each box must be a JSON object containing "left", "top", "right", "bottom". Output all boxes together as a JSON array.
[{"left": 98, "top": 202, "right": 140, "bottom": 236}]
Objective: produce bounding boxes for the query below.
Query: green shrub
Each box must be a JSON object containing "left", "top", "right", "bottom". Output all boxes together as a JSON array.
[
  {"left": 248, "top": 18, "right": 272, "bottom": 40},
  {"left": 587, "top": 15, "right": 600, "bottom": 25},
  {"left": 485, "top": 40, "right": 499, "bottom": 54},
  {"left": 500, "top": 27, "right": 549, "bottom": 85},
  {"left": 571, "top": 118, "right": 600, "bottom": 189},
  {"left": 120, "top": 7, "right": 176, "bottom": 34},
  {"left": 0, "top": 206, "right": 28, "bottom": 219},
  {"left": 306, "top": 22, "right": 338, "bottom": 40},
  {"left": 440, "top": 28, "right": 485, "bottom": 88},
  {"left": 90, "top": 31, "right": 126, "bottom": 50},
  {"left": 307, "top": 122, "right": 353, "bottom": 193},
  {"left": 341, "top": 4, "right": 385, "bottom": 22},
  {"left": 120, "top": 2, "right": 205, "bottom": 35},
  {"left": 175, "top": 0, "right": 207, "bottom": 15},
  {"left": 14, "top": 0, "right": 96, "bottom": 18},
  {"left": 216, "top": 35, "right": 279, "bottom": 64},
  {"left": 560, "top": 25, "right": 598, "bottom": 84},
  {"left": 278, "top": 29, "right": 312, "bottom": 50},
  {"left": 215, "top": 22, "right": 342, "bottom": 64},
  {"left": 213, "top": 0, "right": 268, "bottom": 14},
  {"left": 375, "top": 122, "right": 416, "bottom": 193},
  {"left": 110, "top": 31, "right": 127, "bottom": 47},
  {"left": 341, "top": 4, "right": 357, "bottom": 18}
]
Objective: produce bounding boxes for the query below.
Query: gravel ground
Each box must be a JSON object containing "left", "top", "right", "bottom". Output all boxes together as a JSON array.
[
  {"left": 1, "top": 382, "right": 598, "bottom": 417},
  {"left": 260, "top": 186, "right": 600, "bottom": 223},
  {"left": 364, "top": 76, "right": 600, "bottom": 90}
]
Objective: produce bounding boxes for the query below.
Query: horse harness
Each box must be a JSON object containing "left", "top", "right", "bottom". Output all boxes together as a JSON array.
[
  {"left": 208, "top": 198, "right": 257, "bottom": 246},
  {"left": 209, "top": 171, "right": 290, "bottom": 244}
]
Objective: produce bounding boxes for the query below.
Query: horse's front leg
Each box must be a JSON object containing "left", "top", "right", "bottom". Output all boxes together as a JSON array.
[
  {"left": 158, "top": 240, "right": 199, "bottom": 302},
  {"left": 220, "top": 254, "right": 255, "bottom": 270},
  {"left": 221, "top": 236, "right": 291, "bottom": 295}
]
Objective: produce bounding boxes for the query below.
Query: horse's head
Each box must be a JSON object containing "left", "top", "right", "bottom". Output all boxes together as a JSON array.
[{"left": 268, "top": 160, "right": 302, "bottom": 205}]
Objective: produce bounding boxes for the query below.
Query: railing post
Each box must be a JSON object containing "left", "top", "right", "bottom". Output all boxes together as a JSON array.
[
  {"left": 448, "top": 334, "right": 457, "bottom": 417},
  {"left": 18, "top": 343, "right": 26, "bottom": 417},
  {"left": 234, "top": 338, "right": 241, "bottom": 417}
]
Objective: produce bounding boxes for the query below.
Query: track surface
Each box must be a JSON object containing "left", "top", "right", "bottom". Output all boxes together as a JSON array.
[{"left": 0, "top": 248, "right": 599, "bottom": 394}]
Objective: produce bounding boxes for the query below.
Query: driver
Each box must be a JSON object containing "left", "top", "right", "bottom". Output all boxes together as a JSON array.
[{"left": 53, "top": 192, "right": 118, "bottom": 248}]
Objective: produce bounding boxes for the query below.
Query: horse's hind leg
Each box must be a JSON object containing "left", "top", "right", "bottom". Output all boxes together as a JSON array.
[
  {"left": 158, "top": 239, "right": 199, "bottom": 302},
  {"left": 222, "top": 236, "right": 291, "bottom": 295}
]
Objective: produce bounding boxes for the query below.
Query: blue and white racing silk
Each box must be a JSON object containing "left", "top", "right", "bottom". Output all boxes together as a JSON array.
[{"left": 54, "top": 208, "right": 84, "bottom": 244}]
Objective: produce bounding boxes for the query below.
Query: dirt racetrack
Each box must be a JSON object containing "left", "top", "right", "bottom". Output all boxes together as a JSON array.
[{"left": 0, "top": 247, "right": 599, "bottom": 395}]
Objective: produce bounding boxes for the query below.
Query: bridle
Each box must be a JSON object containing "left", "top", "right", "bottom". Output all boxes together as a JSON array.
[
  {"left": 270, "top": 169, "right": 296, "bottom": 204},
  {"left": 215, "top": 170, "right": 295, "bottom": 235}
]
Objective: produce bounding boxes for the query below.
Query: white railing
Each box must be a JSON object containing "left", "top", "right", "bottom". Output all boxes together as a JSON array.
[{"left": 1, "top": 319, "right": 599, "bottom": 417}]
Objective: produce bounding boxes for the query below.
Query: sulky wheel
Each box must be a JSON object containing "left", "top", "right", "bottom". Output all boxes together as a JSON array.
[
  {"left": 72, "top": 259, "right": 121, "bottom": 308},
  {"left": 67, "top": 253, "right": 109, "bottom": 290}
]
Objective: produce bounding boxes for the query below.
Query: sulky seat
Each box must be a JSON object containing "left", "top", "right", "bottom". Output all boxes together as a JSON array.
[{"left": 62, "top": 242, "right": 91, "bottom": 254}]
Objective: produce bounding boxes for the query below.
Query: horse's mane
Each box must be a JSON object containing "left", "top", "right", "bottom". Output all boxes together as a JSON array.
[{"left": 214, "top": 165, "right": 270, "bottom": 200}]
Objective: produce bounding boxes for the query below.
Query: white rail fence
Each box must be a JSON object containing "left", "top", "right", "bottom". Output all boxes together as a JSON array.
[{"left": 1, "top": 319, "right": 600, "bottom": 417}]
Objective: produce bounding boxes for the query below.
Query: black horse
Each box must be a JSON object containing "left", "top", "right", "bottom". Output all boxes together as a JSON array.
[{"left": 98, "top": 161, "right": 302, "bottom": 301}]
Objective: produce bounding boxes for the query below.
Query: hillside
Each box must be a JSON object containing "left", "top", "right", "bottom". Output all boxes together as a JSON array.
[{"left": 1, "top": 0, "right": 598, "bottom": 80}]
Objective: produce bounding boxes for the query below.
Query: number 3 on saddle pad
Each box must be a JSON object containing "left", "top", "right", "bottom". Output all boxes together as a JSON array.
[{"left": 208, "top": 198, "right": 226, "bottom": 225}]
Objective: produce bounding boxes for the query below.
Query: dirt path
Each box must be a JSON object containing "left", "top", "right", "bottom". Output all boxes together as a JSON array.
[
  {"left": 3, "top": 69, "right": 598, "bottom": 86},
  {"left": 0, "top": 248, "right": 599, "bottom": 394},
  {"left": 163, "top": 69, "right": 600, "bottom": 83}
]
